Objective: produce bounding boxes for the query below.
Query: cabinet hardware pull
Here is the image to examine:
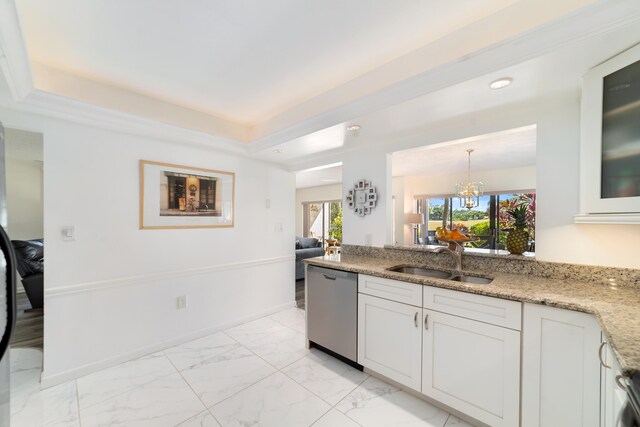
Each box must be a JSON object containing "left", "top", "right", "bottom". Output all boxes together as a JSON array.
[
  {"left": 322, "top": 274, "right": 337, "bottom": 280},
  {"left": 599, "top": 341, "right": 611, "bottom": 369},
  {"left": 414, "top": 312, "right": 418, "bottom": 327},
  {"left": 615, "top": 374, "right": 628, "bottom": 391},
  {"left": 424, "top": 314, "right": 429, "bottom": 330}
]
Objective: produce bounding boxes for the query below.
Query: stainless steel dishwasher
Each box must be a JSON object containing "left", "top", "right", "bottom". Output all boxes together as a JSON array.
[{"left": 307, "top": 265, "right": 359, "bottom": 366}]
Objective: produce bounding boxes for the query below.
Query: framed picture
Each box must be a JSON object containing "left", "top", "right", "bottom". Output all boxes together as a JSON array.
[
  {"left": 140, "top": 160, "right": 235, "bottom": 229},
  {"left": 363, "top": 206, "right": 371, "bottom": 215}
]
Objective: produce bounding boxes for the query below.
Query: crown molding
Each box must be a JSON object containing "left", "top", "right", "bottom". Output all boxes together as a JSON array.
[
  {"left": 0, "top": 0, "right": 33, "bottom": 100},
  {"left": 2, "top": 89, "right": 250, "bottom": 155}
]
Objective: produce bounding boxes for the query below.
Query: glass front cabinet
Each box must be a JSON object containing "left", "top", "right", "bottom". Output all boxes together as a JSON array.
[{"left": 578, "top": 43, "right": 640, "bottom": 223}]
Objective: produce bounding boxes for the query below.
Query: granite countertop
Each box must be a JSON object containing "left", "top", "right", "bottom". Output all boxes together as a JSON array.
[{"left": 305, "top": 254, "right": 640, "bottom": 376}]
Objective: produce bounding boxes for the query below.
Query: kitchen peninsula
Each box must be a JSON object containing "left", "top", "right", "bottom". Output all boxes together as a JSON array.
[{"left": 304, "top": 244, "right": 640, "bottom": 427}]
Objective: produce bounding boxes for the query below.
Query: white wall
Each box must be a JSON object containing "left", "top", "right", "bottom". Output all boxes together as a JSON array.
[
  {"left": 342, "top": 148, "right": 391, "bottom": 247},
  {"left": 294, "top": 184, "right": 341, "bottom": 237},
  {"left": 532, "top": 96, "right": 640, "bottom": 268},
  {"left": 6, "top": 158, "right": 43, "bottom": 240},
  {"left": 337, "top": 92, "right": 640, "bottom": 268},
  {"left": 391, "top": 176, "right": 405, "bottom": 244},
  {"left": 0, "top": 106, "right": 295, "bottom": 385}
]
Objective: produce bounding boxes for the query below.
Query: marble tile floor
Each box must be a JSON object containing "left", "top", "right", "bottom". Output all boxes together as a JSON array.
[{"left": 9, "top": 307, "right": 474, "bottom": 427}]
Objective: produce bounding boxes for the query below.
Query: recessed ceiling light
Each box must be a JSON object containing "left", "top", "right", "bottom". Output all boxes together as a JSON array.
[
  {"left": 489, "top": 77, "right": 513, "bottom": 90},
  {"left": 346, "top": 125, "right": 361, "bottom": 136},
  {"left": 272, "top": 149, "right": 284, "bottom": 154}
]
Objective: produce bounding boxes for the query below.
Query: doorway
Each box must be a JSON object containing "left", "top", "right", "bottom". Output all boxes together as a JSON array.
[{"left": 4, "top": 128, "right": 44, "bottom": 350}]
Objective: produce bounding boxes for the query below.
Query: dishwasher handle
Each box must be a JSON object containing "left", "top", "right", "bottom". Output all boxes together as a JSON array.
[{"left": 307, "top": 265, "right": 357, "bottom": 281}]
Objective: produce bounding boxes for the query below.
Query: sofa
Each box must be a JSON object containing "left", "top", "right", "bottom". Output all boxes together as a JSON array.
[
  {"left": 295, "top": 236, "right": 324, "bottom": 280},
  {"left": 12, "top": 239, "right": 44, "bottom": 309}
]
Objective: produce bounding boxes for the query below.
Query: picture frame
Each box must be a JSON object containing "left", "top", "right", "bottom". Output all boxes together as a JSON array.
[{"left": 140, "top": 160, "right": 235, "bottom": 229}]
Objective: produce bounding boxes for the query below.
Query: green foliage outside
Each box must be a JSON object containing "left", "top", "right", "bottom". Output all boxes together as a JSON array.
[
  {"left": 429, "top": 204, "right": 487, "bottom": 221},
  {"left": 329, "top": 206, "right": 342, "bottom": 242},
  {"left": 469, "top": 221, "right": 490, "bottom": 236}
]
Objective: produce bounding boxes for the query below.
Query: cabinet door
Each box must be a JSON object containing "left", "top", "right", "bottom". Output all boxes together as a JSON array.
[
  {"left": 422, "top": 310, "right": 520, "bottom": 427},
  {"left": 358, "top": 293, "right": 422, "bottom": 391},
  {"left": 521, "top": 303, "right": 601, "bottom": 427}
]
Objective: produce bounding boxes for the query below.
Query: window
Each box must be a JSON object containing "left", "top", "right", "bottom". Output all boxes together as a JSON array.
[
  {"left": 416, "top": 193, "right": 536, "bottom": 252},
  {"left": 302, "top": 201, "right": 342, "bottom": 245}
]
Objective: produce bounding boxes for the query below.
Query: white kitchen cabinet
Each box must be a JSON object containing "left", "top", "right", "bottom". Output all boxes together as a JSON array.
[
  {"left": 521, "top": 303, "right": 602, "bottom": 427},
  {"left": 422, "top": 309, "right": 521, "bottom": 427},
  {"left": 601, "top": 338, "right": 628, "bottom": 427},
  {"left": 358, "top": 293, "right": 423, "bottom": 391}
]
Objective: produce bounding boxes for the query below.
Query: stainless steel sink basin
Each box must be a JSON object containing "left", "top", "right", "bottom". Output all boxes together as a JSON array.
[
  {"left": 386, "top": 266, "right": 452, "bottom": 279},
  {"left": 387, "top": 265, "right": 493, "bottom": 285},
  {"left": 448, "top": 275, "right": 493, "bottom": 285}
]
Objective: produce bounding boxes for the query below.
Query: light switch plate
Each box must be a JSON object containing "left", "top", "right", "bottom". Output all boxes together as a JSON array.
[{"left": 61, "top": 226, "right": 76, "bottom": 241}]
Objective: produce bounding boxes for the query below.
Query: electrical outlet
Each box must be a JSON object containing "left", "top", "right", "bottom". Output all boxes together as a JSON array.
[
  {"left": 274, "top": 222, "right": 283, "bottom": 232},
  {"left": 176, "top": 296, "right": 187, "bottom": 309},
  {"left": 365, "top": 233, "right": 373, "bottom": 245}
]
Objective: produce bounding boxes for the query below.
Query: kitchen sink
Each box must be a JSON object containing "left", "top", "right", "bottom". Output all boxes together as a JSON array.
[
  {"left": 387, "top": 265, "right": 493, "bottom": 285},
  {"left": 448, "top": 275, "right": 493, "bottom": 285},
  {"left": 386, "top": 266, "right": 452, "bottom": 279}
]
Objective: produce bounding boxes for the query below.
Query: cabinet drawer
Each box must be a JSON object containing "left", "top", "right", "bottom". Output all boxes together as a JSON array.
[
  {"left": 358, "top": 274, "right": 423, "bottom": 306},
  {"left": 423, "top": 286, "right": 521, "bottom": 330}
]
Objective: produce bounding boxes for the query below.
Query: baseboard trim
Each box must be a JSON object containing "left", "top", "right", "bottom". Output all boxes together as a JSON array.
[
  {"left": 40, "top": 300, "right": 295, "bottom": 389},
  {"left": 45, "top": 255, "right": 294, "bottom": 297}
]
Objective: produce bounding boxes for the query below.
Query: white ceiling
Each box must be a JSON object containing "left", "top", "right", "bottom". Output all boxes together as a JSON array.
[
  {"left": 16, "top": 0, "right": 516, "bottom": 124},
  {"left": 3, "top": 0, "right": 640, "bottom": 165},
  {"left": 264, "top": 21, "right": 640, "bottom": 168},
  {"left": 295, "top": 164, "right": 343, "bottom": 189},
  {"left": 392, "top": 126, "right": 536, "bottom": 177},
  {"left": 294, "top": 125, "right": 536, "bottom": 187}
]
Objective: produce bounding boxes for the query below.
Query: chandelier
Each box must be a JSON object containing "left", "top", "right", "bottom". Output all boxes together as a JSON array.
[{"left": 455, "top": 149, "right": 484, "bottom": 209}]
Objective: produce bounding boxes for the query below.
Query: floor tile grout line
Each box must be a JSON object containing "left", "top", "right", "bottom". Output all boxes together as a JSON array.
[
  {"left": 203, "top": 369, "right": 282, "bottom": 412},
  {"left": 205, "top": 407, "right": 223, "bottom": 427},
  {"left": 74, "top": 354, "right": 178, "bottom": 413},
  {"left": 163, "top": 355, "right": 215, "bottom": 426},
  {"left": 166, "top": 338, "right": 244, "bottom": 373},
  {"left": 279, "top": 355, "right": 370, "bottom": 411},
  {"left": 306, "top": 405, "right": 335, "bottom": 427},
  {"left": 222, "top": 327, "right": 307, "bottom": 373},
  {"left": 75, "top": 379, "right": 83, "bottom": 427}
]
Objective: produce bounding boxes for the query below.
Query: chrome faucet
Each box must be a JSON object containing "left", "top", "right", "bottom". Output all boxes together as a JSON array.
[{"left": 434, "top": 244, "right": 463, "bottom": 272}]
